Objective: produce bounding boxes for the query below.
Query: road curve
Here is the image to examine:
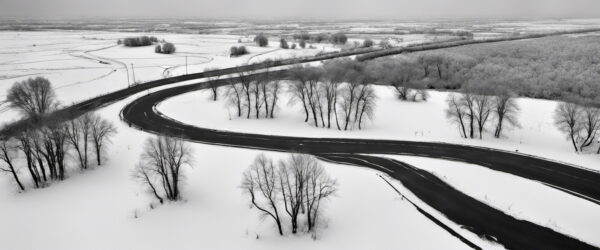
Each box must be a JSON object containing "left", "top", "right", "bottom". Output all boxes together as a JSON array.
[{"left": 121, "top": 74, "right": 599, "bottom": 249}]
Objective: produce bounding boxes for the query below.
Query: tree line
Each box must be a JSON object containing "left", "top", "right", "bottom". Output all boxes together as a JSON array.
[
  {"left": 222, "top": 60, "right": 380, "bottom": 130},
  {"left": 118, "top": 36, "right": 158, "bottom": 47},
  {"left": 242, "top": 154, "right": 337, "bottom": 236},
  {"left": 0, "top": 77, "right": 117, "bottom": 191},
  {"left": 445, "top": 84, "right": 520, "bottom": 140},
  {"left": 224, "top": 69, "right": 283, "bottom": 119}
]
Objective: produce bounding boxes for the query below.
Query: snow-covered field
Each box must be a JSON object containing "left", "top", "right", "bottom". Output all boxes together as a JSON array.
[
  {"left": 1, "top": 27, "right": 600, "bottom": 249},
  {"left": 0, "top": 77, "right": 492, "bottom": 250},
  {"left": 0, "top": 31, "right": 338, "bottom": 123}
]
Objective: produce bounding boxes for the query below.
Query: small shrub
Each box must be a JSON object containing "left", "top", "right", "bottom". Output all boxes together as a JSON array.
[
  {"left": 299, "top": 40, "right": 306, "bottom": 48},
  {"left": 330, "top": 32, "right": 347, "bottom": 44},
  {"left": 230, "top": 46, "right": 249, "bottom": 57},
  {"left": 122, "top": 36, "right": 158, "bottom": 47},
  {"left": 280, "top": 38, "right": 289, "bottom": 49},
  {"left": 254, "top": 34, "right": 269, "bottom": 47},
  {"left": 291, "top": 43, "right": 297, "bottom": 49},
  {"left": 363, "top": 39, "right": 374, "bottom": 48},
  {"left": 154, "top": 45, "right": 161, "bottom": 53},
  {"left": 161, "top": 42, "right": 176, "bottom": 54}
]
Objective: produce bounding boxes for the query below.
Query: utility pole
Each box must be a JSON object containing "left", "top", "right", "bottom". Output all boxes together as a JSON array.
[
  {"left": 124, "top": 65, "right": 130, "bottom": 88},
  {"left": 185, "top": 56, "right": 188, "bottom": 75},
  {"left": 131, "top": 63, "right": 136, "bottom": 84}
]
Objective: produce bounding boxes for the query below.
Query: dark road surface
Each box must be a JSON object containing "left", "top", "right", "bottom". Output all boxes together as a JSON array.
[{"left": 121, "top": 76, "right": 599, "bottom": 250}]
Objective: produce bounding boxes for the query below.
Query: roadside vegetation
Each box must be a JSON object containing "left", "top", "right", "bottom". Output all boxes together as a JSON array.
[
  {"left": 1, "top": 77, "right": 117, "bottom": 191},
  {"left": 230, "top": 46, "right": 249, "bottom": 57},
  {"left": 242, "top": 154, "right": 337, "bottom": 237},
  {"left": 155, "top": 42, "right": 176, "bottom": 54},
  {"left": 118, "top": 36, "right": 158, "bottom": 47}
]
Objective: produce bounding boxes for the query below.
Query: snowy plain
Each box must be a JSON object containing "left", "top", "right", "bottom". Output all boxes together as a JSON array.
[{"left": 1, "top": 27, "right": 600, "bottom": 249}]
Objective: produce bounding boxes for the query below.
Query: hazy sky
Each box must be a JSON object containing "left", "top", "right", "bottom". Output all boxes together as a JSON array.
[{"left": 1, "top": 0, "right": 599, "bottom": 19}]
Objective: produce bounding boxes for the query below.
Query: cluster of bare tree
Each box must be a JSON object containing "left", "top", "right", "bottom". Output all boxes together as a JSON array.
[
  {"left": 0, "top": 77, "right": 117, "bottom": 191},
  {"left": 368, "top": 57, "right": 430, "bottom": 102},
  {"left": 377, "top": 36, "right": 600, "bottom": 106},
  {"left": 445, "top": 84, "right": 520, "bottom": 139},
  {"left": 133, "top": 136, "right": 193, "bottom": 203},
  {"left": 225, "top": 70, "right": 282, "bottom": 119},
  {"left": 554, "top": 102, "right": 600, "bottom": 153},
  {"left": 288, "top": 60, "right": 377, "bottom": 130},
  {"left": 241, "top": 154, "right": 337, "bottom": 236}
]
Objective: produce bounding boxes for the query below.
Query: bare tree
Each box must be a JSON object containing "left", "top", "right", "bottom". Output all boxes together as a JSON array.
[
  {"left": 241, "top": 154, "right": 284, "bottom": 235},
  {"left": 492, "top": 91, "right": 520, "bottom": 138},
  {"left": 446, "top": 93, "right": 468, "bottom": 138},
  {"left": 134, "top": 136, "right": 193, "bottom": 202},
  {"left": 133, "top": 162, "right": 163, "bottom": 204},
  {"left": 554, "top": 102, "right": 582, "bottom": 152},
  {"left": 268, "top": 80, "right": 282, "bottom": 118},
  {"left": 322, "top": 61, "right": 346, "bottom": 129},
  {"left": 278, "top": 154, "right": 309, "bottom": 234},
  {"left": 473, "top": 94, "right": 493, "bottom": 139},
  {"left": 304, "top": 158, "right": 337, "bottom": 232},
  {"left": 205, "top": 68, "right": 221, "bottom": 101},
  {"left": 67, "top": 113, "right": 92, "bottom": 169},
  {"left": 0, "top": 136, "right": 25, "bottom": 191},
  {"left": 45, "top": 121, "right": 68, "bottom": 180},
  {"left": 460, "top": 92, "right": 476, "bottom": 139},
  {"left": 6, "top": 77, "right": 57, "bottom": 120},
  {"left": 17, "top": 129, "right": 41, "bottom": 188},
  {"left": 288, "top": 66, "right": 311, "bottom": 123},
  {"left": 238, "top": 70, "right": 253, "bottom": 119},
  {"left": 225, "top": 80, "right": 244, "bottom": 117},
  {"left": 357, "top": 85, "right": 377, "bottom": 130},
  {"left": 252, "top": 78, "right": 264, "bottom": 119},
  {"left": 90, "top": 114, "right": 117, "bottom": 165},
  {"left": 577, "top": 107, "right": 600, "bottom": 151}
]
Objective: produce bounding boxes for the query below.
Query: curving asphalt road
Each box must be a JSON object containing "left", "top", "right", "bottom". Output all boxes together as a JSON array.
[{"left": 121, "top": 74, "right": 599, "bottom": 249}]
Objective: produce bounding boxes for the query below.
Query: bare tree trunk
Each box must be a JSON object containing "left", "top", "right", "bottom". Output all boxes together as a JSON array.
[
  {"left": 495, "top": 116, "right": 504, "bottom": 138},
  {"left": 570, "top": 132, "right": 579, "bottom": 153},
  {"left": 1, "top": 148, "right": 25, "bottom": 191}
]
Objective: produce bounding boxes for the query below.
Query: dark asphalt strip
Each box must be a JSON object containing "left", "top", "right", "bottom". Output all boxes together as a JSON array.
[
  {"left": 316, "top": 154, "right": 483, "bottom": 250},
  {"left": 120, "top": 80, "right": 599, "bottom": 249}
]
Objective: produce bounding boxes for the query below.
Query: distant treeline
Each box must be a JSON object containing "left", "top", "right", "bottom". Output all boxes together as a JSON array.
[
  {"left": 371, "top": 35, "right": 600, "bottom": 107},
  {"left": 118, "top": 36, "right": 158, "bottom": 47},
  {"left": 292, "top": 32, "right": 348, "bottom": 44}
]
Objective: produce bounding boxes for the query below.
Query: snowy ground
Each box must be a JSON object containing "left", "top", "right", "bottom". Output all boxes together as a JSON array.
[
  {"left": 0, "top": 31, "right": 338, "bottom": 123},
  {"left": 2, "top": 27, "right": 600, "bottom": 249},
  {"left": 0, "top": 79, "right": 492, "bottom": 250}
]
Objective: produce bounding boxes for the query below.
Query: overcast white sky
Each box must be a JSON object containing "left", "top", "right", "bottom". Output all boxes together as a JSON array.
[{"left": 1, "top": 0, "right": 599, "bottom": 19}]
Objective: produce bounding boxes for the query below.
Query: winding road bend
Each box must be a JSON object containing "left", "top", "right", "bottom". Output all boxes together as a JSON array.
[
  {"left": 121, "top": 73, "right": 599, "bottom": 250},
  {"left": 3, "top": 29, "right": 600, "bottom": 249}
]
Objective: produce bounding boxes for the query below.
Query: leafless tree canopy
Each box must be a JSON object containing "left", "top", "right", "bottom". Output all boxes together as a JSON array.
[
  {"left": 554, "top": 102, "right": 600, "bottom": 153},
  {"left": 241, "top": 154, "right": 284, "bottom": 235},
  {"left": 6, "top": 77, "right": 57, "bottom": 120},
  {"left": 242, "top": 154, "right": 337, "bottom": 236},
  {"left": 90, "top": 113, "right": 117, "bottom": 165},
  {"left": 224, "top": 69, "right": 281, "bottom": 119},
  {"left": 0, "top": 137, "right": 25, "bottom": 191},
  {"left": 287, "top": 60, "right": 378, "bottom": 130},
  {"left": 133, "top": 136, "right": 193, "bottom": 203}
]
